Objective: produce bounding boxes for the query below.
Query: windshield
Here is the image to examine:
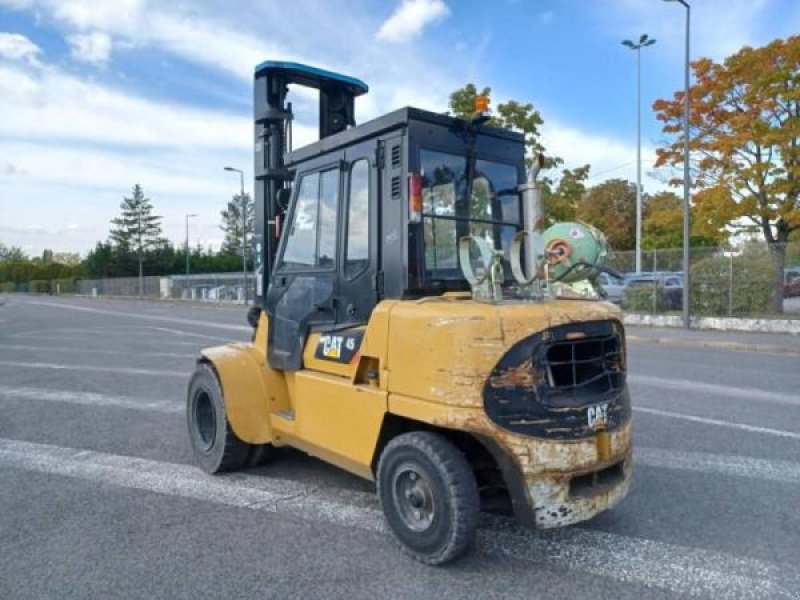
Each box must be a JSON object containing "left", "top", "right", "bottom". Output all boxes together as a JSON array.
[{"left": 419, "top": 149, "right": 521, "bottom": 280}]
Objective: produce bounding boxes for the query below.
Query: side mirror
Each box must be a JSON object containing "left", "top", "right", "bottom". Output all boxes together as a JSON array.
[{"left": 276, "top": 187, "right": 292, "bottom": 212}]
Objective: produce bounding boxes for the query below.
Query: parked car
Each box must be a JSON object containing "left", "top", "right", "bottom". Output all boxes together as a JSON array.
[
  {"left": 783, "top": 268, "right": 800, "bottom": 295},
  {"left": 785, "top": 275, "right": 800, "bottom": 298},
  {"left": 623, "top": 273, "right": 683, "bottom": 310},
  {"left": 597, "top": 272, "right": 626, "bottom": 303}
]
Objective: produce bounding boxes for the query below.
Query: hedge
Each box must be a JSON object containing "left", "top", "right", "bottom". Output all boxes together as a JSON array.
[
  {"left": 690, "top": 253, "right": 775, "bottom": 317},
  {"left": 622, "top": 283, "right": 670, "bottom": 313},
  {"left": 51, "top": 278, "right": 77, "bottom": 294},
  {"left": 27, "top": 280, "right": 51, "bottom": 294}
]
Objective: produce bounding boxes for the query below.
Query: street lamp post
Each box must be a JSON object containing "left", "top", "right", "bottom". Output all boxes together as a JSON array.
[
  {"left": 622, "top": 34, "right": 656, "bottom": 275},
  {"left": 663, "top": 0, "right": 692, "bottom": 329},
  {"left": 185, "top": 213, "right": 197, "bottom": 276},
  {"left": 224, "top": 166, "right": 248, "bottom": 305}
]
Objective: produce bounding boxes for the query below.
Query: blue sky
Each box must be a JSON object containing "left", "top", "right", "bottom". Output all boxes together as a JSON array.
[{"left": 1, "top": 0, "right": 798, "bottom": 254}]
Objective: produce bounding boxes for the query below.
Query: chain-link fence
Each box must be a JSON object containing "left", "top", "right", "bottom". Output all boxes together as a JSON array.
[
  {"left": 167, "top": 274, "right": 249, "bottom": 303},
  {"left": 607, "top": 242, "right": 800, "bottom": 319},
  {"left": 3, "top": 241, "right": 800, "bottom": 318},
  {"left": 76, "top": 276, "right": 162, "bottom": 298},
  {"left": 67, "top": 273, "right": 249, "bottom": 303}
]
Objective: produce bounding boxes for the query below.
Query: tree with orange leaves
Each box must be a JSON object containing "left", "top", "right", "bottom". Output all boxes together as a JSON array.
[{"left": 653, "top": 36, "right": 800, "bottom": 310}]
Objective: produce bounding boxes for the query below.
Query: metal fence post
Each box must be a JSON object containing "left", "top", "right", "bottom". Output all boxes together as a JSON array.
[
  {"left": 652, "top": 249, "right": 658, "bottom": 315},
  {"left": 728, "top": 253, "right": 733, "bottom": 317}
]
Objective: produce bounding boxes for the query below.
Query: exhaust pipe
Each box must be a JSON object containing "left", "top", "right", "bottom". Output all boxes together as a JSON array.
[{"left": 519, "top": 153, "right": 545, "bottom": 279}]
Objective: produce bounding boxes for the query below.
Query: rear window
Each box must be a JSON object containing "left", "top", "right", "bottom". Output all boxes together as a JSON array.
[{"left": 419, "top": 149, "right": 521, "bottom": 279}]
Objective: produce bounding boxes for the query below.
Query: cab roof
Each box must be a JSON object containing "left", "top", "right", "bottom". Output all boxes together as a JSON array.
[
  {"left": 254, "top": 60, "right": 369, "bottom": 96},
  {"left": 284, "top": 106, "right": 525, "bottom": 167}
]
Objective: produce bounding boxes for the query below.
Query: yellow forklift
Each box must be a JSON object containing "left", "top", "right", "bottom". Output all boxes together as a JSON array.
[{"left": 187, "top": 61, "right": 632, "bottom": 564}]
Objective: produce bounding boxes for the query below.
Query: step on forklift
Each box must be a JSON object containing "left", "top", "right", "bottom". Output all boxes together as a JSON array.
[{"left": 187, "top": 61, "right": 632, "bottom": 564}]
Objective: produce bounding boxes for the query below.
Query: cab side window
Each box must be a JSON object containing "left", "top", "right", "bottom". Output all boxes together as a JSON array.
[
  {"left": 281, "top": 168, "right": 340, "bottom": 269},
  {"left": 345, "top": 160, "right": 370, "bottom": 277}
]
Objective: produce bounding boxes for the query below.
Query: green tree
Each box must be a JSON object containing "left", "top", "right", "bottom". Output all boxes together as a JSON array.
[
  {"left": 53, "top": 252, "right": 81, "bottom": 266},
  {"left": 579, "top": 179, "right": 637, "bottom": 251},
  {"left": 220, "top": 192, "right": 255, "bottom": 260},
  {"left": 653, "top": 35, "right": 800, "bottom": 311},
  {"left": 109, "top": 184, "right": 164, "bottom": 295},
  {"left": 448, "top": 84, "right": 562, "bottom": 170},
  {"left": 642, "top": 191, "right": 720, "bottom": 249},
  {"left": 541, "top": 165, "right": 591, "bottom": 226},
  {"left": 0, "top": 243, "right": 27, "bottom": 262}
]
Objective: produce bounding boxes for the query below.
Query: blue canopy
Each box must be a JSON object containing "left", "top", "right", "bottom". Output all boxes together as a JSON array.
[{"left": 254, "top": 60, "right": 368, "bottom": 95}]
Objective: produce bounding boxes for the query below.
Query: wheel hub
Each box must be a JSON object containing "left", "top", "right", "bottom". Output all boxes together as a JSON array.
[
  {"left": 392, "top": 465, "right": 435, "bottom": 532},
  {"left": 194, "top": 390, "right": 216, "bottom": 451}
]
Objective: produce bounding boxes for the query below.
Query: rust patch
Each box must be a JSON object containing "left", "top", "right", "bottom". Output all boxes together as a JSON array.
[{"left": 488, "top": 359, "right": 541, "bottom": 389}]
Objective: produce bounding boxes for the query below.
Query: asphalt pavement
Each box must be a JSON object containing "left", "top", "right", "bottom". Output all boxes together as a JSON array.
[{"left": 1, "top": 295, "right": 799, "bottom": 599}]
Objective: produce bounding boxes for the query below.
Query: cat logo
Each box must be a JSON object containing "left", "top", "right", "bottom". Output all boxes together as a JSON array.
[
  {"left": 322, "top": 335, "right": 345, "bottom": 359},
  {"left": 315, "top": 331, "right": 363, "bottom": 364},
  {"left": 587, "top": 403, "right": 609, "bottom": 431}
]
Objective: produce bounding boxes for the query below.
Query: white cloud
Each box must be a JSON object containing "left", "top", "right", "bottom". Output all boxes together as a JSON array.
[
  {"left": 541, "top": 119, "right": 664, "bottom": 193},
  {"left": 66, "top": 31, "right": 112, "bottom": 65},
  {"left": 376, "top": 0, "right": 451, "bottom": 43},
  {"left": 0, "top": 60, "right": 253, "bottom": 253},
  {"left": 0, "top": 0, "right": 473, "bottom": 255},
  {"left": 5, "top": 0, "right": 287, "bottom": 80},
  {"left": 0, "top": 63, "right": 249, "bottom": 149},
  {"left": 0, "top": 32, "right": 42, "bottom": 66}
]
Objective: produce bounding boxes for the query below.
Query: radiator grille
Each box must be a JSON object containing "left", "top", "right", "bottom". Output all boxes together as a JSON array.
[{"left": 542, "top": 332, "right": 624, "bottom": 407}]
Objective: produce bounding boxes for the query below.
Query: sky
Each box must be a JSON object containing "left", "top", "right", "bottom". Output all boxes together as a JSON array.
[{"left": 1, "top": 0, "right": 798, "bottom": 256}]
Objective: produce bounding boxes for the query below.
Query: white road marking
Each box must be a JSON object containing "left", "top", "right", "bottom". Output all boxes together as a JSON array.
[
  {"left": 0, "top": 359, "right": 185, "bottom": 378},
  {"left": 0, "top": 438, "right": 797, "bottom": 598},
  {"left": 27, "top": 299, "right": 250, "bottom": 333},
  {"left": 0, "top": 438, "right": 384, "bottom": 532},
  {"left": 636, "top": 447, "right": 800, "bottom": 484},
  {"left": 634, "top": 406, "right": 800, "bottom": 440},
  {"left": 0, "top": 344, "right": 190, "bottom": 359},
  {"left": 629, "top": 374, "right": 800, "bottom": 406},
  {"left": 147, "top": 326, "right": 230, "bottom": 342},
  {"left": 9, "top": 330, "right": 201, "bottom": 347},
  {"left": 0, "top": 386, "right": 179, "bottom": 413},
  {"left": 3, "top": 384, "right": 796, "bottom": 485}
]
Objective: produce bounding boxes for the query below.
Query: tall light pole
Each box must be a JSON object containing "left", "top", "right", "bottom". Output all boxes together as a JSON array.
[
  {"left": 622, "top": 33, "right": 656, "bottom": 275},
  {"left": 185, "top": 213, "right": 197, "bottom": 276},
  {"left": 224, "top": 166, "right": 248, "bottom": 305},
  {"left": 663, "top": 0, "right": 691, "bottom": 328}
]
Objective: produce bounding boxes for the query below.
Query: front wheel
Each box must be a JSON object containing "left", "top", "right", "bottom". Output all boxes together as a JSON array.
[
  {"left": 187, "top": 363, "right": 254, "bottom": 473},
  {"left": 377, "top": 432, "right": 480, "bottom": 565}
]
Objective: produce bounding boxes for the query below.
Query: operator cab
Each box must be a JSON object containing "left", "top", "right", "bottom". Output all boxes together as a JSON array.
[
  {"left": 254, "top": 62, "right": 611, "bottom": 370},
  {"left": 253, "top": 63, "right": 529, "bottom": 369}
]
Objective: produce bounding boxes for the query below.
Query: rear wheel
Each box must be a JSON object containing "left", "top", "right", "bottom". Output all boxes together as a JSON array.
[
  {"left": 377, "top": 432, "right": 480, "bottom": 565},
  {"left": 187, "top": 363, "right": 252, "bottom": 473}
]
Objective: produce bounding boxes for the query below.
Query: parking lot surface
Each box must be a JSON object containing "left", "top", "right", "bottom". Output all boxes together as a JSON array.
[{"left": 1, "top": 295, "right": 799, "bottom": 599}]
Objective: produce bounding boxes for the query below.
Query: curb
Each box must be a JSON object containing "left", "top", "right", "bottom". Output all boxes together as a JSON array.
[
  {"left": 626, "top": 334, "right": 800, "bottom": 356},
  {"left": 623, "top": 313, "right": 800, "bottom": 335}
]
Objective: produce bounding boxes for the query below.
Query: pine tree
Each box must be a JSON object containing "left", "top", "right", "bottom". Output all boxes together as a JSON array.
[
  {"left": 219, "top": 192, "right": 255, "bottom": 257},
  {"left": 109, "top": 184, "right": 164, "bottom": 295}
]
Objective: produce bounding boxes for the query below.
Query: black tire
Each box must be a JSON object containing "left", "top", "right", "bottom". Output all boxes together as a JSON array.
[
  {"left": 187, "top": 363, "right": 250, "bottom": 474},
  {"left": 377, "top": 431, "right": 480, "bottom": 565},
  {"left": 246, "top": 443, "right": 277, "bottom": 468}
]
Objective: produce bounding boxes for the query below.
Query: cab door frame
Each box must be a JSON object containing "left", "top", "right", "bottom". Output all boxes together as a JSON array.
[
  {"left": 336, "top": 138, "right": 381, "bottom": 325},
  {"left": 265, "top": 153, "right": 344, "bottom": 371}
]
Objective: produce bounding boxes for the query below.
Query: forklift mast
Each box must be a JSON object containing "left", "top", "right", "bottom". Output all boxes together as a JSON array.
[{"left": 252, "top": 61, "right": 369, "bottom": 307}]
